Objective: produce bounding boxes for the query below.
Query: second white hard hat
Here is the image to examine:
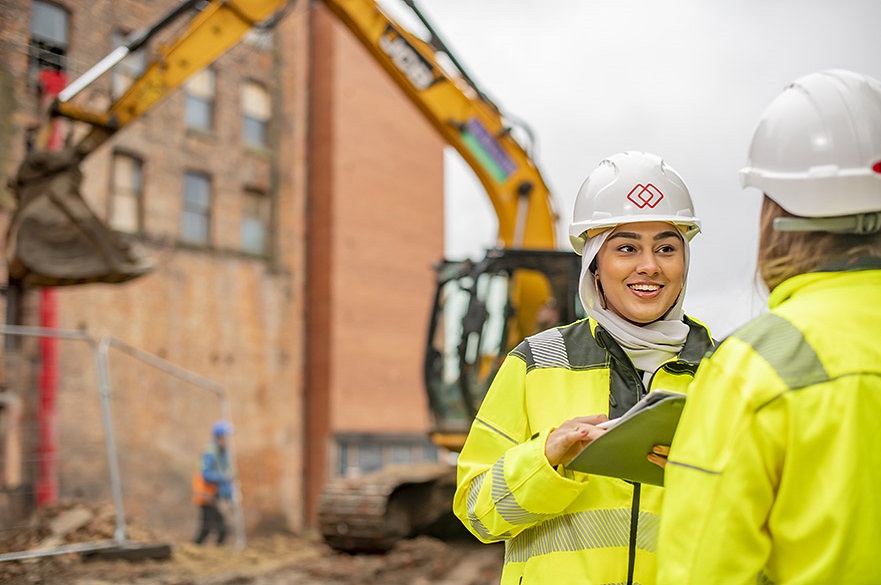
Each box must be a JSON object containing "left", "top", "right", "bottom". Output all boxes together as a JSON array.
[
  {"left": 740, "top": 69, "right": 881, "bottom": 219},
  {"left": 568, "top": 151, "right": 701, "bottom": 255}
]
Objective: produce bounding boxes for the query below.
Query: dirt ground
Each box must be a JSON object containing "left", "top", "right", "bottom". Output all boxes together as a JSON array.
[{"left": 0, "top": 501, "right": 504, "bottom": 585}]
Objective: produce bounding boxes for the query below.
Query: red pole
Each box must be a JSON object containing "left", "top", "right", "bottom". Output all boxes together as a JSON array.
[
  {"left": 34, "top": 68, "right": 66, "bottom": 507},
  {"left": 36, "top": 288, "right": 58, "bottom": 506}
]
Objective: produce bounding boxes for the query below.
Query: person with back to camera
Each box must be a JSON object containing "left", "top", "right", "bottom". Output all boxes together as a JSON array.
[
  {"left": 656, "top": 69, "right": 881, "bottom": 584},
  {"left": 192, "top": 419, "right": 234, "bottom": 545},
  {"left": 452, "top": 151, "right": 717, "bottom": 584}
]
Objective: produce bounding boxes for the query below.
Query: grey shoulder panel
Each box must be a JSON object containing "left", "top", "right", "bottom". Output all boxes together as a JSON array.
[
  {"left": 732, "top": 312, "right": 829, "bottom": 390},
  {"left": 514, "top": 320, "right": 607, "bottom": 371},
  {"left": 525, "top": 328, "right": 570, "bottom": 369}
]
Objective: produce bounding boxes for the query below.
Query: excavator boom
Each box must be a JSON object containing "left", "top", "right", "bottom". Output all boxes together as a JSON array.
[{"left": 323, "top": 0, "right": 559, "bottom": 250}]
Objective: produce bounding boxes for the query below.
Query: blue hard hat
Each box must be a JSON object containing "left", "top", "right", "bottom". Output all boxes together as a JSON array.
[{"left": 212, "top": 419, "right": 233, "bottom": 438}]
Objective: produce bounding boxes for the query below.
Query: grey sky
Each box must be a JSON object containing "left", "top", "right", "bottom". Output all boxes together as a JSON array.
[{"left": 383, "top": 0, "right": 881, "bottom": 336}]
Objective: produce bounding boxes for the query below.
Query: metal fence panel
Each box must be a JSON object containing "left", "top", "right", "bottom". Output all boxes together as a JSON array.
[{"left": 0, "top": 326, "right": 242, "bottom": 562}]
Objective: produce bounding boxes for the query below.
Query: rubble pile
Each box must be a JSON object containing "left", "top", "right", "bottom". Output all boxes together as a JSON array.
[
  {"left": 0, "top": 499, "right": 160, "bottom": 553},
  {"left": 0, "top": 500, "right": 503, "bottom": 585}
]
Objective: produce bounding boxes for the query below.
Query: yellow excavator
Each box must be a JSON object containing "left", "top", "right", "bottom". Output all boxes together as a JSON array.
[
  {"left": 314, "top": 0, "right": 584, "bottom": 552},
  {"left": 9, "top": 0, "right": 582, "bottom": 551}
]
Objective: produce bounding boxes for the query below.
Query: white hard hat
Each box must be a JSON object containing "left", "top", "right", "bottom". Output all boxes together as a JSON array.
[
  {"left": 568, "top": 151, "right": 701, "bottom": 255},
  {"left": 740, "top": 69, "right": 881, "bottom": 223}
]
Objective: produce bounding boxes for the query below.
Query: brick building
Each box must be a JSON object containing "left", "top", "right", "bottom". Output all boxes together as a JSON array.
[{"left": 0, "top": 0, "right": 444, "bottom": 538}]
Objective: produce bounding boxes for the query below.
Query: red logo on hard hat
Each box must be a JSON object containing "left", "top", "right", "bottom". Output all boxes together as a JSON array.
[{"left": 627, "top": 183, "right": 665, "bottom": 209}]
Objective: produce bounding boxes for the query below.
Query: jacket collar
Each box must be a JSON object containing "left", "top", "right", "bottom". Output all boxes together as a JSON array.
[{"left": 769, "top": 261, "right": 881, "bottom": 310}]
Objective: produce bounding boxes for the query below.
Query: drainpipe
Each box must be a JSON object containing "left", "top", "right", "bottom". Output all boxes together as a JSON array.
[
  {"left": 34, "top": 68, "right": 66, "bottom": 506},
  {"left": 36, "top": 289, "right": 58, "bottom": 506}
]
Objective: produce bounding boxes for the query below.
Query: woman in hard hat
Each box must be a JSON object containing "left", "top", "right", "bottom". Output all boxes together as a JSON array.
[
  {"left": 657, "top": 69, "right": 881, "bottom": 584},
  {"left": 453, "top": 151, "right": 715, "bottom": 584}
]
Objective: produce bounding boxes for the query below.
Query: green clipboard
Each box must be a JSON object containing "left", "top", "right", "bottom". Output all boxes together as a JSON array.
[{"left": 567, "top": 390, "right": 686, "bottom": 486}]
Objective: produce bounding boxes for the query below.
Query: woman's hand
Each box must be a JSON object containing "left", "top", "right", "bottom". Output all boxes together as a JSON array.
[
  {"left": 545, "top": 415, "right": 610, "bottom": 467},
  {"left": 647, "top": 445, "right": 669, "bottom": 469}
]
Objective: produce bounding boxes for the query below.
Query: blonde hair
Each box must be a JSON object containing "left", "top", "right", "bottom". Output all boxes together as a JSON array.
[{"left": 758, "top": 196, "right": 881, "bottom": 290}]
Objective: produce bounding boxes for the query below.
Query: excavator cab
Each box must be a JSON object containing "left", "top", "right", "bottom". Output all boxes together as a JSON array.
[
  {"left": 318, "top": 248, "right": 582, "bottom": 553},
  {"left": 424, "top": 248, "right": 584, "bottom": 453}
]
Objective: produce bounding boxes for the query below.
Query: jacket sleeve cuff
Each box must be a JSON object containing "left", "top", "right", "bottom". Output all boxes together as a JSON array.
[{"left": 503, "top": 427, "right": 589, "bottom": 514}]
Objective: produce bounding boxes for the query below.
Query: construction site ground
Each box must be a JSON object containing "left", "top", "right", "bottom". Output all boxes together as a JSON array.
[{"left": 0, "top": 501, "right": 504, "bottom": 585}]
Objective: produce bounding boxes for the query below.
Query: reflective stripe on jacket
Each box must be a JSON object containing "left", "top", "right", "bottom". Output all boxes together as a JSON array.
[
  {"left": 659, "top": 267, "right": 881, "bottom": 584},
  {"left": 454, "top": 316, "right": 714, "bottom": 585}
]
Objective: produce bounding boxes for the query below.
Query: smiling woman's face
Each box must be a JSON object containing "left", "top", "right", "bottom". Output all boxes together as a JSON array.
[{"left": 594, "top": 221, "right": 686, "bottom": 325}]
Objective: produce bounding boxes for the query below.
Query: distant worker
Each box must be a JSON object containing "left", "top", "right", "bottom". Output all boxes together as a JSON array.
[
  {"left": 192, "top": 419, "right": 234, "bottom": 545},
  {"left": 658, "top": 69, "right": 881, "bottom": 583},
  {"left": 453, "top": 151, "right": 715, "bottom": 584}
]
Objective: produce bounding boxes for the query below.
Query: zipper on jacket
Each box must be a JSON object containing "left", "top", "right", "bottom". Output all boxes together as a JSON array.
[
  {"left": 596, "top": 327, "right": 646, "bottom": 413},
  {"left": 627, "top": 483, "right": 641, "bottom": 585}
]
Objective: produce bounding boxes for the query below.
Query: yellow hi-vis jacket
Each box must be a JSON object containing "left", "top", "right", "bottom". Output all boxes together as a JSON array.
[
  {"left": 454, "top": 316, "right": 714, "bottom": 585},
  {"left": 658, "top": 264, "right": 881, "bottom": 584}
]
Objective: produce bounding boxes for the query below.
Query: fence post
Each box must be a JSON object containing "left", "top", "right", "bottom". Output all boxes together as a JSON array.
[{"left": 95, "top": 337, "right": 128, "bottom": 543}]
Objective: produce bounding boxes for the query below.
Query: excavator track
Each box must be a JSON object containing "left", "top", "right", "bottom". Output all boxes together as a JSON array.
[{"left": 317, "top": 462, "right": 457, "bottom": 553}]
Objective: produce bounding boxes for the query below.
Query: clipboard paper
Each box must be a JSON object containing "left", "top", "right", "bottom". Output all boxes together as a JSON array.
[{"left": 566, "top": 390, "right": 686, "bottom": 486}]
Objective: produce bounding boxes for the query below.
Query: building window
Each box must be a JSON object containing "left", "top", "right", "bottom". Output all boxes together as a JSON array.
[
  {"left": 241, "top": 189, "right": 269, "bottom": 255},
  {"left": 184, "top": 68, "right": 215, "bottom": 132},
  {"left": 182, "top": 172, "right": 211, "bottom": 244},
  {"left": 111, "top": 30, "right": 146, "bottom": 99},
  {"left": 110, "top": 153, "right": 143, "bottom": 233},
  {"left": 29, "top": 1, "right": 69, "bottom": 81},
  {"left": 242, "top": 82, "right": 270, "bottom": 149}
]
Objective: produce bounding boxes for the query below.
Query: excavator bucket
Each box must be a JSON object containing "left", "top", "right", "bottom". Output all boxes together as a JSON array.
[{"left": 6, "top": 147, "right": 154, "bottom": 287}]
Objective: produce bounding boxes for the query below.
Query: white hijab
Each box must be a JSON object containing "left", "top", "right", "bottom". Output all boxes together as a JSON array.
[{"left": 578, "top": 226, "right": 691, "bottom": 374}]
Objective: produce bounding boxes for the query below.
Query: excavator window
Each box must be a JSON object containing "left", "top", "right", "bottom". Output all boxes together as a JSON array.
[
  {"left": 424, "top": 250, "right": 584, "bottom": 439},
  {"left": 425, "top": 276, "right": 471, "bottom": 429},
  {"left": 460, "top": 272, "right": 510, "bottom": 410},
  {"left": 424, "top": 264, "right": 526, "bottom": 429}
]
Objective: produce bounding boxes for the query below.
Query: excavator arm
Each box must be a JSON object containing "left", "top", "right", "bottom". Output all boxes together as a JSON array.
[
  {"left": 7, "top": 0, "right": 290, "bottom": 286},
  {"left": 323, "top": 0, "right": 558, "bottom": 250}
]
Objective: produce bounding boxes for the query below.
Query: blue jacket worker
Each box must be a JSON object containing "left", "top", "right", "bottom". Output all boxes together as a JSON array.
[{"left": 192, "top": 419, "right": 234, "bottom": 545}]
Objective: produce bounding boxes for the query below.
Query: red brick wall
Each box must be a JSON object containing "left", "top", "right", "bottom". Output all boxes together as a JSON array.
[{"left": 304, "top": 4, "right": 444, "bottom": 524}]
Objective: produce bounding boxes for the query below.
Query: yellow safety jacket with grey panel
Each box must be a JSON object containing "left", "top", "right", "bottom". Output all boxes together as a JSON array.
[
  {"left": 453, "top": 316, "right": 714, "bottom": 585},
  {"left": 658, "top": 264, "right": 881, "bottom": 585}
]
